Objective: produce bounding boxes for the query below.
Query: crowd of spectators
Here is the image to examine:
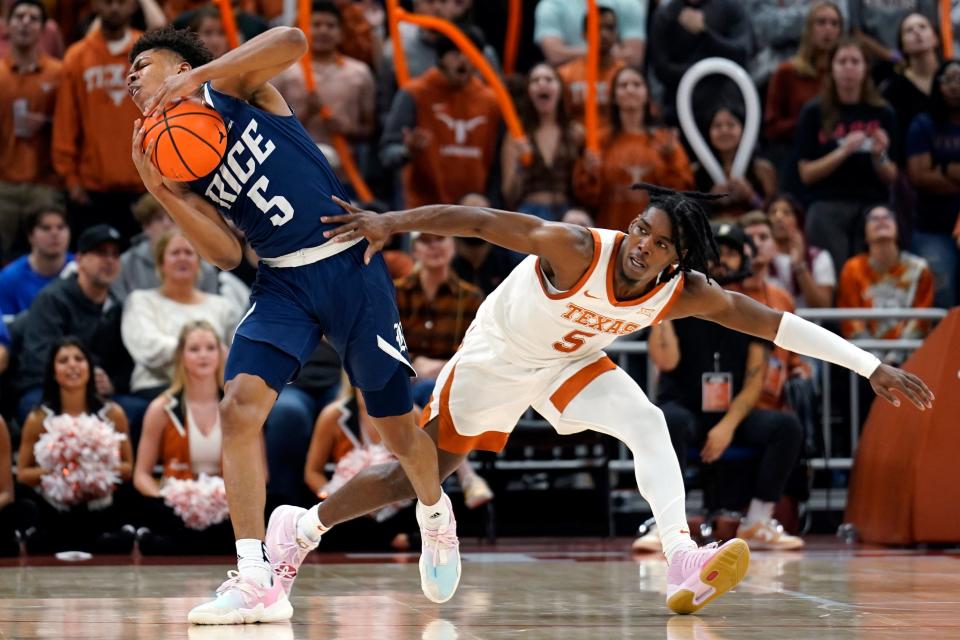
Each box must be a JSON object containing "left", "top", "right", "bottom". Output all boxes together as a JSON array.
[{"left": 1, "top": 0, "right": 957, "bottom": 554}]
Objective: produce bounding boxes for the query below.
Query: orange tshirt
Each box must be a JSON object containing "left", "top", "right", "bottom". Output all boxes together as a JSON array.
[
  {"left": 52, "top": 29, "right": 145, "bottom": 192},
  {"left": 403, "top": 68, "right": 501, "bottom": 207},
  {"left": 557, "top": 57, "right": 624, "bottom": 130},
  {"left": 0, "top": 54, "right": 62, "bottom": 185},
  {"left": 837, "top": 252, "right": 935, "bottom": 339},
  {"left": 573, "top": 128, "right": 695, "bottom": 232}
]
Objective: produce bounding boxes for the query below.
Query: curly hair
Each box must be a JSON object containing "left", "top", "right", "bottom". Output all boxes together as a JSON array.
[
  {"left": 630, "top": 183, "right": 723, "bottom": 284},
  {"left": 130, "top": 26, "right": 214, "bottom": 68}
]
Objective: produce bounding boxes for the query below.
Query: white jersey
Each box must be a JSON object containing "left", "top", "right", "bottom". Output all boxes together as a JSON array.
[{"left": 472, "top": 227, "right": 685, "bottom": 366}]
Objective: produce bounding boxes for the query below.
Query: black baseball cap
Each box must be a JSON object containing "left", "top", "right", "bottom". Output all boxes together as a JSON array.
[
  {"left": 712, "top": 222, "right": 753, "bottom": 256},
  {"left": 77, "top": 224, "right": 126, "bottom": 254}
]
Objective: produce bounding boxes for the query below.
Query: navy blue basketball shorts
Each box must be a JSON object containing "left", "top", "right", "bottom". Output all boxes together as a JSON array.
[{"left": 224, "top": 241, "right": 414, "bottom": 417}]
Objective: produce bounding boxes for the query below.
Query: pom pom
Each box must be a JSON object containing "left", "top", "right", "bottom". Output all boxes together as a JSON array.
[
  {"left": 34, "top": 413, "right": 125, "bottom": 509},
  {"left": 160, "top": 473, "right": 230, "bottom": 530}
]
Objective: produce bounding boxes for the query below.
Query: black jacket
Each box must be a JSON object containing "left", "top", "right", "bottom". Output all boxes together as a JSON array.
[{"left": 17, "top": 274, "right": 132, "bottom": 393}]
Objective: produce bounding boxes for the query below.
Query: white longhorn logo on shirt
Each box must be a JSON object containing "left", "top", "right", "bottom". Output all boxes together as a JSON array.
[{"left": 435, "top": 113, "right": 487, "bottom": 144}]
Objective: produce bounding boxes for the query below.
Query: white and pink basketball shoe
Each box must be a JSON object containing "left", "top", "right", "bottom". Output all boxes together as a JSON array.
[
  {"left": 666, "top": 538, "right": 750, "bottom": 614},
  {"left": 265, "top": 505, "right": 318, "bottom": 596},
  {"left": 187, "top": 571, "right": 292, "bottom": 624}
]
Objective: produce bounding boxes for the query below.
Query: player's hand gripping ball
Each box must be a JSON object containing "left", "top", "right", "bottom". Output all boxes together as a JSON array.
[{"left": 141, "top": 99, "right": 227, "bottom": 182}]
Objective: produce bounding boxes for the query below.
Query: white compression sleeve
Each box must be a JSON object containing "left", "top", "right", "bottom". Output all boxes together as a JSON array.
[{"left": 773, "top": 312, "right": 881, "bottom": 379}]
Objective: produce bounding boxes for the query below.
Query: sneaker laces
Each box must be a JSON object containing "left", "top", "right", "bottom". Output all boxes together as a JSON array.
[
  {"left": 215, "top": 570, "right": 263, "bottom": 601},
  {"left": 423, "top": 524, "right": 459, "bottom": 566}
]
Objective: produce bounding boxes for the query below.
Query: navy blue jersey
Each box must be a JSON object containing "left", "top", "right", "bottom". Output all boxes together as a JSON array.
[{"left": 188, "top": 82, "right": 349, "bottom": 259}]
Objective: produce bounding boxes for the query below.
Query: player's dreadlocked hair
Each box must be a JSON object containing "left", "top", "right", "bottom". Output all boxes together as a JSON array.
[
  {"left": 629, "top": 183, "right": 722, "bottom": 284},
  {"left": 130, "top": 26, "right": 214, "bottom": 69}
]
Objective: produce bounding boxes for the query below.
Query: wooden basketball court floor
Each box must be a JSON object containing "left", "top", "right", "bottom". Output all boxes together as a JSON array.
[{"left": 0, "top": 538, "right": 958, "bottom": 640}]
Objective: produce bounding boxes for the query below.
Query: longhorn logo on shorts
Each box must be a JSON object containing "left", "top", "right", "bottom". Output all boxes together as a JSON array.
[{"left": 394, "top": 322, "right": 408, "bottom": 353}]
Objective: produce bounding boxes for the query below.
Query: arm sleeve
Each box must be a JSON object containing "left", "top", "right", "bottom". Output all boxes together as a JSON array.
[
  {"left": 51, "top": 54, "right": 82, "bottom": 189},
  {"left": 774, "top": 312, "right": 881, "bottom": 378},
  {"left": 120, "top": 293, "right": 178, "bottom": 371},
  {"left": 379, "top": 90, "right": 417, "bottom": 170}
]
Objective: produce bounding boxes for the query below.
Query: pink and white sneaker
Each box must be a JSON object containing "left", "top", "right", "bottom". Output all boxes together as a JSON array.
[
  {"left": 187, "top": 571, "right": 292, "bottom": 624},
  {"left": 418, "top": 494, "right": 461, "bottom": 604},
  {"left": 265, "top": 505, "right": 318, "bottom": 596},
  {"left": 666, "top": 538, "right": 750, "bottom": 614}
]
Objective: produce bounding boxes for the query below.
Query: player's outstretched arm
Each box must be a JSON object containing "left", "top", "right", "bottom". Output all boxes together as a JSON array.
[
  {"left": 668, "top": 272, "right": 935, "bottom": 411},
  {"left": 132, "top": 121, "right": 242, "bottom": 270},
  {"left": 144, "top": 27, "right": 308, "bottom": 114},
  {"left": 325, "top": 197, "right": 595, "bottom": 283}
]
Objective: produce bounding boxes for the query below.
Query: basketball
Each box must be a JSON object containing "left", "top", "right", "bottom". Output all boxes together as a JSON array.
[{"left": 141, "top": 99, "right": 228, "bottom": 182}]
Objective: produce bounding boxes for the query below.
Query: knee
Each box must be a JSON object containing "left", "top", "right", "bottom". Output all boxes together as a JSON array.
[
  {"left": 220, "top": 385, "right": 266, "bottom": 438},
  {"left": 378, "top": 423, "right": 419, "bottom": 458}
]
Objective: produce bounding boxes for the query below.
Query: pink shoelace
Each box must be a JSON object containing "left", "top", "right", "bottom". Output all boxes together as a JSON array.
[
  {"left": 422, "top": 525, "right": 459, "bottom": 565},
  {"left": 216, "top": 570, "right": 264, "bottom": 600}
]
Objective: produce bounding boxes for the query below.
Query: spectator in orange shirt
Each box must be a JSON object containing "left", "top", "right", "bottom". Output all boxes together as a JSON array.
[
  {"left": 573, "top": 67, "right": 694, "bottom": 232},
  {"left": 52, "top": 0, "right": 145, "bottom": 241},
  {"left": 271, "top": 2, "right": 375, "bottom": 149},
  {"left": 693, "top": 105, "right": 778, "bottom": 221},
  {"left": 0, "top": 0, "right": 63, "bottom": 261},
  {"left": 0, "top": 0, "right": 64, "bottom": 59},
  {"left": 380, "top": 28, "right": 501, "bottom": 208},
  {"left": 556, "top": 5, "right": 624, "bottom": 130},
  {"left": 501, "top": 63, "right": 583, "bottom": 221},
  {"left": 837, "top": 205, "right": 934, "bottom": 363}
]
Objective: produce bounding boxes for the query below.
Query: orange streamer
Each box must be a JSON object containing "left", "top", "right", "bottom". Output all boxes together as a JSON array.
[
  {"left": 941, "top": 0, "right": 954, "bottom": 59},
  {"left": 297, "top": 0, "right": 315, "bottom": 91},
  {"left": 394, "top": 8, "right": 530, "bottom": 164},
  {"left": 297, "top": 0, "right": 373, "bottom": 202},
  {"left": 386, "top": 0, "right": 410, "bottom": 87},
  {"left": 215, "top": 0, "right": 240, "bottom": 50},
  {"left": 584, "top": 0, "right": 600, "bottom": 154},
  {"left": 504, "top": 0, "right": 522, "bottom": 76}
]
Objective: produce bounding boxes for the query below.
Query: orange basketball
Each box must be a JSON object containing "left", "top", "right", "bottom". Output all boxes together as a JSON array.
[{"left": 141, "top": 99, "right": 228, "bottom": 182}]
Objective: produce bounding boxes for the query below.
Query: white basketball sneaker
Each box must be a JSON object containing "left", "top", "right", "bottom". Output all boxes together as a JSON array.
[
  {"left": 187, "top": 571, "right": 292, "bottom": 625},
  {"left": 417, "top": 493, "right": 461, "bottom": 603}
]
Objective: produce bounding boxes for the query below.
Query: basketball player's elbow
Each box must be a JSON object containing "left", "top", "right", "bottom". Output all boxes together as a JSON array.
[
  {"left": 209, "top": 241, "right": 243, "bottom": 271},
  {"left": 274, "top": 26, "right": 308, "bottom": 59}
]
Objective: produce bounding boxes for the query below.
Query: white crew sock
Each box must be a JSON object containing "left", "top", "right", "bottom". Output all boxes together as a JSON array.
[
  {"left": 236, "top": 538, "right": 272, "bottom": 588},
  {"left": 297, "top": 503, "right": 330, "bottom": 545},
  {"left": 416, "top": 493, "right": 450, "bottom": 530},
  {"left": 744, "top": 499, "right": 775, "bottom": 526}
]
